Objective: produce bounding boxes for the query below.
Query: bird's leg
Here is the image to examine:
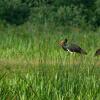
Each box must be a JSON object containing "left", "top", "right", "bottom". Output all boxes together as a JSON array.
[
  {"left": 79, "top": 54, "right": 84, "bottom": 67},
  {"left": 74, "top": 53, "right": 77, "bottom": 65},
  {"left": 69, "top": 53, "right": 72, "bottom": 66},
  {"left": 69, "top": 52, "right": 75, "bottom": 66},
  {"left": 72, "top": 52, "right": 75, "bottom": 65}
]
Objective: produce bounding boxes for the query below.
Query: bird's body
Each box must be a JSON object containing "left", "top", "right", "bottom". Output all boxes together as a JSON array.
[
  {"left": 94, "top": 49, "right": 100, "bottom": 56},
  {"left": 59, "top": 38, "right": 87, "bottom": 55}
]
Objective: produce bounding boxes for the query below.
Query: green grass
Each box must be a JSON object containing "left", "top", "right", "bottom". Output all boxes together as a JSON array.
[{"left": 0, "top": 25, "right": 100, "bottom": 99}]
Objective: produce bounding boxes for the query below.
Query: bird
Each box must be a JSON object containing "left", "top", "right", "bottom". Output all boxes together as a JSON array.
[
  {"left": 94, "top": 49, "right": 100, "bottom": 56},
  {"left": 59, "top": 38, "right": 87, "bottom": 55}
]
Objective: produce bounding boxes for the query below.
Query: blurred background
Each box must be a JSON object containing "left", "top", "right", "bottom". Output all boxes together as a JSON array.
[{"left": 0, "top": 0, "right": 100, "bottom": 31}]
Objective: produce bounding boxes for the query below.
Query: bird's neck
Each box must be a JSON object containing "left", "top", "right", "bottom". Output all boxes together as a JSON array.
[{"left": 63, "top": 43, "right": 69, "bottom": 48}]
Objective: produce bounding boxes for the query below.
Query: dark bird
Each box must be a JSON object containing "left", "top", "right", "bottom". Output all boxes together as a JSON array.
[
  {"left": 59, "top": 38, "right": 87, "bottom": 55},
  {"left": 94, "top": 49, "right": 100, "bottom": 56}
]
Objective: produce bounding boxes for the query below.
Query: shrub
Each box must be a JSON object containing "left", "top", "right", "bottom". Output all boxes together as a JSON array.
[{"left": 0, "top": 0, "right": 31, "bottom": 25}]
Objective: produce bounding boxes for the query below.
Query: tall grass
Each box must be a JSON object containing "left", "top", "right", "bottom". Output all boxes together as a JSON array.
[{"left": 0, "top": 25, "right": 100, "bottom": 99}]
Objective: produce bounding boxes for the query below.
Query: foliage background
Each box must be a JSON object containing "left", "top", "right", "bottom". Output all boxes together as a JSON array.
[{"left": 0, "top": 0, "right": 100, "bottom": 30}]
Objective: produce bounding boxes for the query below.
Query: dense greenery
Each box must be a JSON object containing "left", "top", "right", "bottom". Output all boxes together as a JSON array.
[
  {"left": 0, "top": 26, "right": 100, "bottom": 99},
  {"left": 0, "top": 0, "right": 30, "bottom": 25},
  {"left": 0, "top": 0, "right": 100, "bottom": 29},
  {"left": 0, "top": 0, "right": 100, "bottom": 99}
]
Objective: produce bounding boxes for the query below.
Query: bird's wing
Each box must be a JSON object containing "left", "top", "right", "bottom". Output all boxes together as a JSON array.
[
  {"left": 68, "top": 44, "right": 87, "bottom": 54},
  {"left": 68, "top": 44, "right": 82, "bottom": 52}
]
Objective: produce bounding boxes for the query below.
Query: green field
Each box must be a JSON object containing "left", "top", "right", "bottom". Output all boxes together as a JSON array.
[{"left": 0, "top": 25, "right": 100, "bottom": 99}]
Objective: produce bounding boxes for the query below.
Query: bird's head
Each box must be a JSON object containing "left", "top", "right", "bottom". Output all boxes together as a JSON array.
[{"left": 59, "top": 38, "right": 67, "bottom": 46}]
